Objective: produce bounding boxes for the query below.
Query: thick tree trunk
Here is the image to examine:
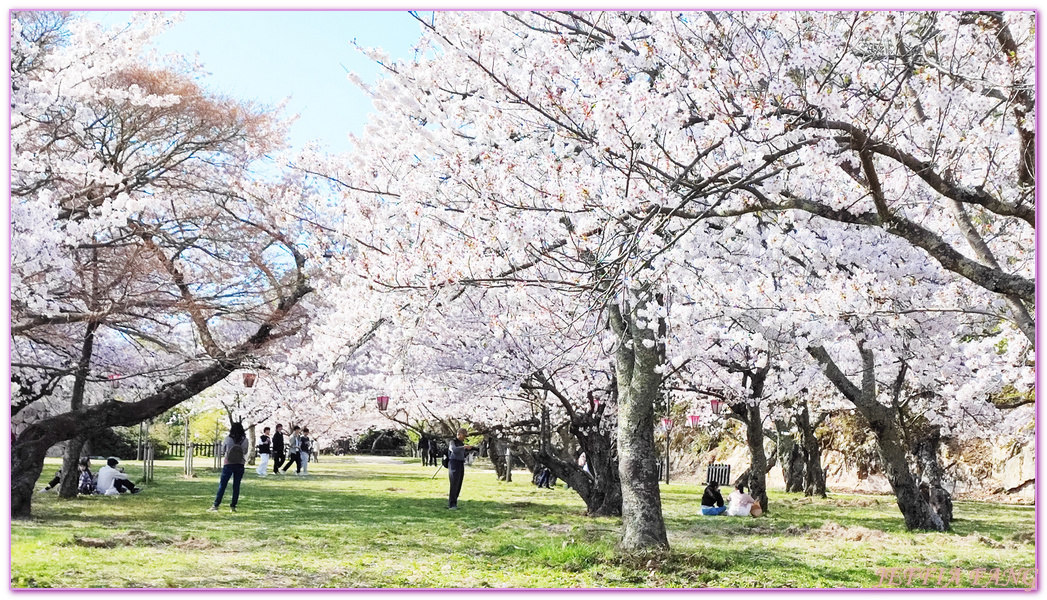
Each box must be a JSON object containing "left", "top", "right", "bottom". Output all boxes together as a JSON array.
[
  {"left": 797, "top": 401, "right": 827, "bottom": 498},
  {"left": 487, "top": 435, "right": 511, "bottom": 481},
  {"left": 785, "top": 443, "right": 805, "bottom": 493},
  {"left": 809, "top": 343, "right": 944, "bottom": 531},
  {"left": 774, "top": 422, "right": 804, "bottom": 493},
  {"left": 57, "top": 436, "right": 88, "bottom": 498},
  {"left": 610, "top": 296, "right": 669, "bottom": 552},
  {"left": 537, "top": 417, "right": 622, "bottom": 517},
  {"left": 914, "top": 430, "right": 953, "bottom": 530},
  {"left": 741, "top": 403, "right": 769, "bottom": 512},
  {"left": 874, "top": 418, "right": 944, "bottom": 531}
]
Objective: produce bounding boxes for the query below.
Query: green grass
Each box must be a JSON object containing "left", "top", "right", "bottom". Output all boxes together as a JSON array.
[{"left": 12, "top": 457, "right": 1035, "bottom": 588}]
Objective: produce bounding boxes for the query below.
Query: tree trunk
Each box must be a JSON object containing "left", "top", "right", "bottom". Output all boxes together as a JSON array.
[
  {"left": 914, "top": 430, "right": 953, "bottom": 530},
  {"left": 809, "top": 343, "right": 944, "bottom": 531},
  {"left": 774, "top": 422, "right": 804, "bottom": 493},
  {"left": 797, "top": 400, "right": 827, "bottom": 497},
  {"left": 57, "top": 436, "right": 88, "bottom": 498},
  {"left": 487, "top": 435, "right": 510, "bottom": 481},
  {"left": 610, "top": 295, "right": 669, "bottom": 552},
  {"left": 246, "top": 423, "right": 258, "bottom": 465},
  {"left": 740, "top": 402, "right": 769, "bottom": 512},
  {"left": 55, "top": 317, "right": 100, "bottom": 499},
  {"left": 874, "top": 416, "right": 944, "bottom": 531},
  {"left": 786, "top": 443, "right": 805, "bottom": 493},
  {"left": 536, "top": 414, "right": 622, "bottom": 517}
]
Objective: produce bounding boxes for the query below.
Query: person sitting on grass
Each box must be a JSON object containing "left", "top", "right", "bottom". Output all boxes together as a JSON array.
[
  {"left": 38, "top": 469, "right": 62, "bottom": 493},
  {"left": 96, "top": 457, "right": 142, "bottom": 495},
  {"left": 700, "top": 480, "right": 727, "bottom": 515},
  {"left": 77, "top": 457, "right": 97, "bottom": 495},
  {"left": 727, "top": 483, "right": 762, "bottom": 517}
]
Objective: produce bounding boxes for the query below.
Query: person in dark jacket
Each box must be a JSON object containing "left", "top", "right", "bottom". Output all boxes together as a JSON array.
[
  {"left": 701, "top": 481, "right": 727, "bottom": 515},
  {"left": 39, "top": 469, "right": 62, "bottom": 493},
  {"left": 418, "top": 436, "right": 431, "bottom": 466},
  {"left": 271, "top": 423, "right": 286, "bottom": 474},
  {"left": 447, "top": 428, "right": 475, "bottom": 510}
]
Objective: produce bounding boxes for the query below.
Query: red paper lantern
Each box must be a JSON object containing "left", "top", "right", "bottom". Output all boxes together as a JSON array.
[
  {"left": 710, "top": 398, "right": 725, "bottom": 414},
  {"left": 377, "top": 395, "right": 390, "bottom": 411},
  {"left": 589, "top": 391, "right": 601, "bottom": 410},
  {"left": 688, "top": 414, "right": 701, "bottom": 428},
  {"left": 662, "top": 417, "right": 674, "bottom": 431},
  {"left": 243, "top": 372, "right": 257, "bottom": 388},
  {"left": 108, "top": 374, "right": 121, "bottom": 389}
]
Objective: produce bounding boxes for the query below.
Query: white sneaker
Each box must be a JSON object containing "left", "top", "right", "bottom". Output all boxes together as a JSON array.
[{"left": 207, "top": 505, "right": 218, "bottom": 512}]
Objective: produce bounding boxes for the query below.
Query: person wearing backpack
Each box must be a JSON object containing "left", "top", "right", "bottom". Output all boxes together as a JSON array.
[
  {"left": 298, "top": 428, "right": 312, "bottom": 476},
  {"left": 208, "top": 422, "right": 249, "bottom": 512}
]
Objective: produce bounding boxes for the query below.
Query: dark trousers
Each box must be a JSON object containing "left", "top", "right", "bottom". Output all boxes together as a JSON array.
[
  {"left": 45, "top": 473, "right": 61, "bottom": 489},
  {"left": 281, "top": 451, "right": 301, "bottom": 473},
  {"left": 214, "top": 463, "right": 245, "bottom": 508},
  {"left": 273, "top": 451, "right": 286, "bottom": 474},
  {"left": 113, "top": 478, "right": 136, "bottom": 493},
  {"left": 448, "top": 460, "right": 465, "bottom": 508}
]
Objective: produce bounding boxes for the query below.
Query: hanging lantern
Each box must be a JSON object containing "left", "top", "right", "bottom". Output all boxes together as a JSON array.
[
  {"left": 662, "top": 417, "right": 674, "bottom": 431},
  {"left": 243, "top": 372, "right": 257, "bottom": 388},
  {"left": 377, "top": 395, "right": 390, "bottom": 411},
  {"left": 688, "top": 414, "right": 701, "bottom": 428},
  {"left": 108, "top": 374, "right": 121, "bottom": 389},
  {"left": 589, "top": 391, "right": 601, "bottom": 410},
  {"left": 710, "top": 398, "right": 725, "bottom": 414}
]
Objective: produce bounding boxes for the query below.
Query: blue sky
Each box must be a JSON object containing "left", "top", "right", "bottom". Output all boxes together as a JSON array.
[{"left": 91, "top": 10, "right": 424, "bottom": 154}]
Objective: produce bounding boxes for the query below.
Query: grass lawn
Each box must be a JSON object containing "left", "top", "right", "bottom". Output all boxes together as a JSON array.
[{"left": 11, "top": 456, "right": 1035, "bottom": 589}]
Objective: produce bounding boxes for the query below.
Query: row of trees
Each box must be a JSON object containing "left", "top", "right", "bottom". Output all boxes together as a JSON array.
[
  {"left": 295, "top": 11, "right": 1032, "bottom": 547},
  {"left": 10, "top": 11, "right": 1033, "bottom": 557}
]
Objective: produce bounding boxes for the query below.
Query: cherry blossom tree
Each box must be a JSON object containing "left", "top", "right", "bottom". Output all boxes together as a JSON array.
[
  {"left": 313, "top": 10, "right": 1032, "bottom": 544},
  {"left": 10, "top": 12, "right": 319, "bottom": 517}
]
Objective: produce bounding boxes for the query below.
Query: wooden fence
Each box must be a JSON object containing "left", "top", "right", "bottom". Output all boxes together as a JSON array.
[{"left": 166, "top": 441, "right": 222, "bottom": 458}]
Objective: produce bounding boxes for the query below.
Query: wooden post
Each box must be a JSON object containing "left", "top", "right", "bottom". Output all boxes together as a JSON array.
[
  {"left": 137, "top": 422, "right": 144, "bottom": 461},
  {"left": 142, "top": 443, "right": 154, "bottom": 483},
  {"left": 185, "top": 443, "right": 194, "bottom": 477},
  {"left": 505, "top": 445, "right": 512, "bottom": 483}
]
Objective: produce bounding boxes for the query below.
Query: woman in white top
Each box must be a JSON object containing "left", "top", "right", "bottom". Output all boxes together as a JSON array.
[{"left": 727, "top": 483, "right": 757, "bottom": 516}]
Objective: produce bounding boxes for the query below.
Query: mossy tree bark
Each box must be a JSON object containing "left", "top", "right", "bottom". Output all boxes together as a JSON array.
[{"left": 609, "top": 291, "right": 669, "bottom": 552}]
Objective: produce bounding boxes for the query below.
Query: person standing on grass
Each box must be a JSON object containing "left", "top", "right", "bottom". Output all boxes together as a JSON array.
[
  {"left": 209, "top": 422, "right": 249, "bottom": 512},
  {"left": 447, "top": 428, "right": 475, "bottom": 510},
  {"left": 299, "top": 428, "right": 312, "bottom": 476},
  {"left": 272, "top": 424, "right": 286, "bottom": 474},
  {"left": 281, "top": 425, "right": 302, "bottom": 475},
  {"left": 256, "top": 427, "right": 272, "bottom": 477}
]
